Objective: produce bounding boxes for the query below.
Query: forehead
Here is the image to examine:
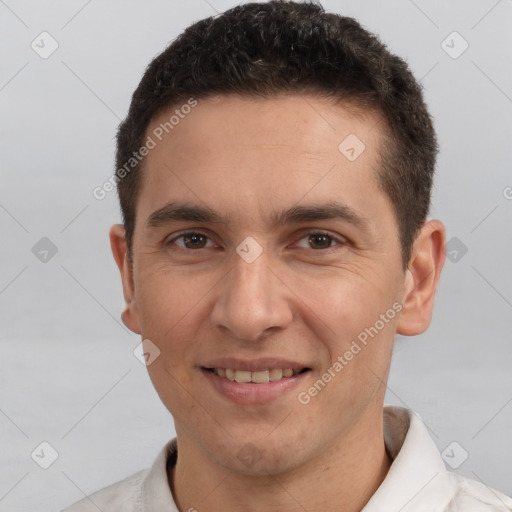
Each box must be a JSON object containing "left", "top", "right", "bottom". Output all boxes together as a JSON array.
[
  {"left": 137, "top": 94, "right": 389, "bottom": 228},
  {"left": 147, "top": 93, "right": 381, "bottom": 155}
]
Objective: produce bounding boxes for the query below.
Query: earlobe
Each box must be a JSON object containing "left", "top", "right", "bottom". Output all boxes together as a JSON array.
[
  {"left": 109, "top": 224, "right": 141, "bottom": 335},
  {"left": 396, "top": 220, "right": 446, "bottom": 336}
]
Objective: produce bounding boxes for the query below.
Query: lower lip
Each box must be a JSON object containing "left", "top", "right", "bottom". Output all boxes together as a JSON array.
[{"left": 201, "top": 368, "right": 310, "bottom": 405}]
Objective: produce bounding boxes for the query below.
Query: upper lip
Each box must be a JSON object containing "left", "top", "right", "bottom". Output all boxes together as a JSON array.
[{"left": 201, "top": 357, "right": 311, "bottom": 372}]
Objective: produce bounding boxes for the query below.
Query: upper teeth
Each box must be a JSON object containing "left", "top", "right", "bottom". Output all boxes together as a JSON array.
[{"left": 213, "top": 368, "right": 297, "bottom": 383}]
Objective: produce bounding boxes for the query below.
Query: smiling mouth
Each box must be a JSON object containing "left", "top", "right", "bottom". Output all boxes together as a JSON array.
[{"left": 203, "top": 367, "right": 310, "bottom": 383}]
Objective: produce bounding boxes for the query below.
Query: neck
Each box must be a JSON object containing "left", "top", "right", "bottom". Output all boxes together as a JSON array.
[{"left": 169, "top": 409, "right": 392, "bottom": 512}]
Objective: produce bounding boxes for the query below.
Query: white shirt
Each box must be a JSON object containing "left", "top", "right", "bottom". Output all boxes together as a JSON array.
[{"left": 62, "top": 406, "right": 512, "bottom": 511}]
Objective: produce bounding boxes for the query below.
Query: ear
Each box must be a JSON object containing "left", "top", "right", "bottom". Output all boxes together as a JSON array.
[
  {"left": 109, "top": 224, "right": 141, "bottom": 334},
  {"left": 396, "top": 219, "right": 446, "bottom": 336}
]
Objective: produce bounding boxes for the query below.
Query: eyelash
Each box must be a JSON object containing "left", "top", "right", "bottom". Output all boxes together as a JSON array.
[{"left": 166, "top": 230, "right": 347, "bottom": 253}]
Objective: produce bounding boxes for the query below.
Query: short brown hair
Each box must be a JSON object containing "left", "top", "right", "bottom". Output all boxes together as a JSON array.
[{"left": 115, "top": 0, "right": 437, "bottom": 268}]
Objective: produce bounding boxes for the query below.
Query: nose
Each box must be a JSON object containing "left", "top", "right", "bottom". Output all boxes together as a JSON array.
[{"left": 210, "top": 249, "right": 293, "bottom": 342}]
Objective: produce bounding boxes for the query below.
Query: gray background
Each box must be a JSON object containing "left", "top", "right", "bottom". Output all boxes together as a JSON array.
[{"left": 0, "top": 1, "right": 511, "bottom": 510}]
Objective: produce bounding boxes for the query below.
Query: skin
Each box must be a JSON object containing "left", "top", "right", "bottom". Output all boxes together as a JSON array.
[{"left": 110, "top": 94, "right": 446, "bottom": 512}]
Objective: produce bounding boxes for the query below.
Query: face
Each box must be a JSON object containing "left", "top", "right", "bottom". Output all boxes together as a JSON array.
[{"left": 112, "top": 94, "right": 433, "bottom": 476}]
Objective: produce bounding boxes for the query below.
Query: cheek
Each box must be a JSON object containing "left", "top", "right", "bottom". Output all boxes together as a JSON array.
[
  {"left": 296, "top": 268, "right": 400, "bottom": 404},
  {"left": 139, "top": 269, "right": 202, "bottom": 413},
  {"left": 298, "top": 267, "right": 397, "bottom": 343},
  {"left": 135, "top": 265, "right": 212, "bottom": 338},
  {"left": 303, "top": 275, "right": 397, "bottom": 411},
  {"left": 135, "top": 266, "right": 221, "bottom": 406}
]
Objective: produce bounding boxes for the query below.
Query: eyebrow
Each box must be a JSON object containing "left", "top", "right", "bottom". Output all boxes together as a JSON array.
[{"left": 145, "top": 201, "right": 370, "bottom": 232}]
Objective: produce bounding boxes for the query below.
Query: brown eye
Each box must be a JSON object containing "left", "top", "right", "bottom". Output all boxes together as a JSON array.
[
  {"left": 294, "top": 231, "right": 347, "bottom": 252},
  {"left": 169, "top": 232, "right": 214, "bottom": 250},
  {"left": 182, "top": 233, "right": 208, "bottom": 249},
  {"left": 307, "top": 234, "right": 334, "bottom": 249}
]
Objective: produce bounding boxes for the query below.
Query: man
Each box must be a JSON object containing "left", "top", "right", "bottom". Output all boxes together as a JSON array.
[{"left": 64, "top": 1, "right": 512, "bottom": 510}]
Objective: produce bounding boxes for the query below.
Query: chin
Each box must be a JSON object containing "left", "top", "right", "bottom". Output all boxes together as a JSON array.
[
  {"left": 204, "top": 429, "right": 310, "bottom": 478},
  {"left": 223, "top": 448, "right": 299, "bottom": 477}
]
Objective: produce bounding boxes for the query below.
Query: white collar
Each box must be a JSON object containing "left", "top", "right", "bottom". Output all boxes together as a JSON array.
[{"left": 138, "top": 406, "right": 505, "bottom": 511}]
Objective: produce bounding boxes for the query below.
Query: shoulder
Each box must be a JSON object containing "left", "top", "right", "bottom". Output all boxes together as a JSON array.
[
  {"left": 60, "top": 468, "right": 149, "bottom": 512},
  {"left": 445, "top": 472, "right": 512, "bottom": 511},
  {"left": 378, "top": 407, "right": 511, "bottom": 512},
  {"left": 60, "top": 439, "right": 178, "bottom": 512}
]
